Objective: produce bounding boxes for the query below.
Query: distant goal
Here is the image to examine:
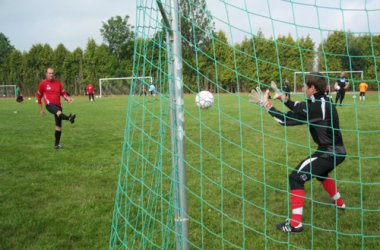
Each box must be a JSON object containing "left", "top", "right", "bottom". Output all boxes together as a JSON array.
[
  {"left": 0, "top": 85, "right": 16, "bottom": 98},
  {"left": 99, "top": 77, "right": 153, "bottom": 97},
  {"left": 293, "top": 71, "right": 364, "bottom": 93}
]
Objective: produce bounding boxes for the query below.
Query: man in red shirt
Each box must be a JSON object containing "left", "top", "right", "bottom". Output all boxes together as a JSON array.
[
  {"left": 86, "top": 83, "right": 95, "bottom": 101},
  {"left": 37, "top": 67, "right": 76, "bottom": 149}
]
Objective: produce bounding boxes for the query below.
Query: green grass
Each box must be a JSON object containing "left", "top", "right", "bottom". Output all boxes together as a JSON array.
[
  {"left": 1, "top": 97, "right": 124, "bottom": 249},
  {"left": 1, "top": 93, "right": 379, "bottom": 249}
]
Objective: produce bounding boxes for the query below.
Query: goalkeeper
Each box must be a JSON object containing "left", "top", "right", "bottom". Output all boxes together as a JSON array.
[
  {"left": 37, "top": 67, "right": 76, "bottom": 149},
  {"left": 250, "top": 72, "right": 346, "bottom": 233}
]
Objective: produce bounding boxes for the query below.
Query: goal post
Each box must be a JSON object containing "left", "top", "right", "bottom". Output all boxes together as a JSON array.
[
  {"left": 293, "top": 71, "right": 364, "bottom": 93},
  {"left": 99, "top": 77, "right": 153, "bottom": 97},
  {"left": 0, "top": 85, "right": 16, "bottom": 98}
]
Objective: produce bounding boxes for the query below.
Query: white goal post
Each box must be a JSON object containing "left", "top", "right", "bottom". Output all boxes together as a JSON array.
[
  {"left": 293, "top": 71, "right": 364, "bottom": 93},
  {"left": 0, "top": 85, "right": 16, "bottom": 97},
  {"left": 98, "top": 77, "right": 153, "bottom": 97}
]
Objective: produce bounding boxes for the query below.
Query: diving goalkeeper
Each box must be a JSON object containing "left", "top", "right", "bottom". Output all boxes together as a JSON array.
[{"left": 249, "top": 72, "right": 347, "bottom": 233}]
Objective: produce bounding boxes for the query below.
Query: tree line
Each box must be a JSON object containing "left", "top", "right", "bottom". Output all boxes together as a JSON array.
[{"left": 1, "top": 1, "right": 379, "bottom": 96}]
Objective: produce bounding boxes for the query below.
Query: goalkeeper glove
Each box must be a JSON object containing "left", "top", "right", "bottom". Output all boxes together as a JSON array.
[
  {"left": 270, "top": 81, "right": 287, "bottom": 102},
  {"left": 249, "top": 87, "right": 273, "bottom": 110}
]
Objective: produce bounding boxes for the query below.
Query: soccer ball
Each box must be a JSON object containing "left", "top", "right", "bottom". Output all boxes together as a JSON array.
[{"left": 195, "top": 90, "right": 214, "bottom": 109}]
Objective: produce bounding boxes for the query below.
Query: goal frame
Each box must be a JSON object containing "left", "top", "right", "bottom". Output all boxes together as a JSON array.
[
  {"left": 0, "top": 85, "right": 17, "bottom": 97},
  {"left": 98, "top": 77, "right": 153, "bottom": 97},
  {"left": 293, "top": 70, "right": 364, "bottom": 93}
]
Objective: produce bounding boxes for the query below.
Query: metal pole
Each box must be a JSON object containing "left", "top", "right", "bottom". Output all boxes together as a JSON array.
[
  {"left": 156, "top": 1, "right": 189, "bottom": 249},
  {"left": 99, "top": 79, "right": 103, "bottom": 97},
  {"left": 171, "top": 0, "right": 189, "bottom": 249}
]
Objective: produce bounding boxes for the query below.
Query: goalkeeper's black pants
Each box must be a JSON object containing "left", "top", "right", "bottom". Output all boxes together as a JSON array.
[
  {"left": 289, "top": 151, "right": 345, "bottom": 190},
  {"left": 335, "top": 91, "right": 346, "bottom": 104}
]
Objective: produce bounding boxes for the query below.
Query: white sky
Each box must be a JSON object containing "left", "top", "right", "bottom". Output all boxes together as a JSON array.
[
  {"left": 206, "top": 0, "right": 380, "bottom": 45},
  {"left": 1, "top": 0, "right": 380, "bottom": 52},
  {"left": 0, "top": 0, "right": 137, "bottom": 52}
]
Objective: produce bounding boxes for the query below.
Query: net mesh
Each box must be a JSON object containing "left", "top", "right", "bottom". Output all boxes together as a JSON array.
[
  {"left": 99, "top": 77, "right": 153, "bottom": 96},
  {"left": 110, "top": 1, "right": 380, "bottom": 249}
]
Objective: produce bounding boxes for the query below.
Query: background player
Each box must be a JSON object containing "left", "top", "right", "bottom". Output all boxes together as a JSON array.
[
  {"left": 16, "top": 85, "right": 23, "bottom": 103},
  {"left": 358, "top": 81, "right": 368, "bottom": 101},
  {"left": 86, "top": 83, "right": 95, "bottom": 101},
  {"left": 250, "top": 73, "right": 347, "bottom": 233},
  {"left": 148, "top": 83, "right": 156, "bottom": 96},
  {"left": 141, "top": 85, "right": 147, "bottom": 96},
  {"left": 37, "top": 67, "right": 76, "bottom": 149},
  {"left": 334, "top": 71, "right": 350, "bottom": 105},
  {"left": 283, "top": 80, "right": 291, "bottom": 99}
]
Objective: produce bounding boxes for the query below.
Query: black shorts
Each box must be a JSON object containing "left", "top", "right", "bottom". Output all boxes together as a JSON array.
[
  {"left": 46, "top": 104, "right": 63, "bottom": 127},
  {"left": 360, "top": 92, "right": 365, "bottom": 96},
  {"left": 289, "top": 148, "right": 346, "bottom": 189}
]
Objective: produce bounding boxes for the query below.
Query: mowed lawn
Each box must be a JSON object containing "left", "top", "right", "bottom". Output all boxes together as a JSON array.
[{"left": 1, "top": 93, "right": 379, "bottom": 249}]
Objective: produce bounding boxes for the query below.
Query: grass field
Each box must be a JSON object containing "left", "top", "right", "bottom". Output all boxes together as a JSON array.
[{"left": 1, "top": 93, "right": 379, "bottom": 249}]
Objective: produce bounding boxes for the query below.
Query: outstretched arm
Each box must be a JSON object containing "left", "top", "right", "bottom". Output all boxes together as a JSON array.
[
  {"left": 267, "top": 103, "right": 308, "bottom": 126},
  {"left": 250, "top": 82, "right": 308, "bottom": 126},
  {"left": 271, "top": 81, "right": 302, "bottom": 112},
  {"left": 270, "top": 81, "right": 289, "bottom": 103},
  {"left": 249, "top": 87, "right": 273, "bottom": 110}
]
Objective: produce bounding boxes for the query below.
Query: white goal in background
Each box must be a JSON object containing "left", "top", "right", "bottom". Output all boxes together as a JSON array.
[
  {"left": 99, "top": 77, "right": 153, "bottom": 97},
  {"left": 293, "top": 70, "right": 364, "bottom": 93},
  {"left": 0, "top": 85, "right": 16, "bottom": 98}
]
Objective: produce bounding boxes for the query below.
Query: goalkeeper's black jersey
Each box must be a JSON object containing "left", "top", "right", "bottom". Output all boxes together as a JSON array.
[
  {"left": 337, "top": 77, "right": 348, "bottom": 92},
  {"left": 268, "top": 93, "right": 345, "bottom": 154}
]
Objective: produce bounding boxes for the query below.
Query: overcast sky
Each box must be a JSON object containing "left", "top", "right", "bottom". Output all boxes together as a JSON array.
[
  {"left": 1, "top": 0, "right": 380, "bottom": 52},
  {"left": 0, "top": 0, "right": 137, "bottom": 52},
  {"left": 206, "top": 0, "right": 380, "bottom": 45}
]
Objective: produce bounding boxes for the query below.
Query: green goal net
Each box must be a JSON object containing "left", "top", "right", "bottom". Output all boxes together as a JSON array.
[{"left": 110, "top": 1, "right": 380, "bottom": 249}]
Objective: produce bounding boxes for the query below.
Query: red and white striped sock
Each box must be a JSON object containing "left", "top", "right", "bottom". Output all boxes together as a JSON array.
[
  {"left": 290, "top": 189, "right": 305, "bottom": 227},
  {"left": 322, "top": 177, "right": 345, "bottom": 207}
]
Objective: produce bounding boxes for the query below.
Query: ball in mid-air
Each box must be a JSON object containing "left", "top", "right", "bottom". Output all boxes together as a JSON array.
[{"left": 195, "top": 90, "right": 214, "bottom": 109}]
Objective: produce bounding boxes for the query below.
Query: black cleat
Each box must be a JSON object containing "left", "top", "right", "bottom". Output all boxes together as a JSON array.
[
  {"left": 68, "top": 114, "right": 76, "bottom": 124},
  {"left": 276, "top": 219, "right": 303, "bottom": 233},
  {"left": 54, "top": 144, "right": 62, "bottom": 150}
]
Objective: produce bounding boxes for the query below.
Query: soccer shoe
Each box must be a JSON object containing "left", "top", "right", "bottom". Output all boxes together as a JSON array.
[
  {"left": 68, "top": 114, "right": 76, "bottom": 124},
  {"left": 331, "top": 201, "right": 346, "bottom": 210},
  {"left": 54, "top": 144, "right": 62, "bottom": 150},
  {"left": 276, "top": 219, "right": 303, "bottom": 233}
]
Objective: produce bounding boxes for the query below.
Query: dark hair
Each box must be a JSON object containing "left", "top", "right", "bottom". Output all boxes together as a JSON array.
[{"left": 305, "top": 72, "right": 326, "bottom": 94}]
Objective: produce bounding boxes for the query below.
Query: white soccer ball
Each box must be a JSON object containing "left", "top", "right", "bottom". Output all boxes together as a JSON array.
[
  {"left": 195, "top": 90, "right": 214, "bottom": 109},
  {"left": 335, "top": 86, "right": 341, "bottom": 90}
]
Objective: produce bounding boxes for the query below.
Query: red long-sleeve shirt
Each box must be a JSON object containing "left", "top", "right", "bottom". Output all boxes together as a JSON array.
[{"left": 37, "top": 79, "right": 69, "bottom": 107}]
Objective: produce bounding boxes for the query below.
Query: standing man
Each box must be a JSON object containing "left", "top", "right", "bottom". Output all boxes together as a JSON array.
[
  {"left": 16, "top": 85, "right": 23, "bottom": 103},
  {"left": 141, "top": 85, "right": 147, "bottom": 96},
  {"left": 148, "top": 83, "right": 156, "bottom": 96},
  {"left": 283, "top": 80, "right": 291, "bottom": 99},
  {"left": 250, "top": 72, "right": 346, "bottom": 233},
  {"left": 334, "top": 71, "right": 350, "bottom": 105},
  {"left": 358, "top": 82, "right": 369, "bottom": 101},
  {"left": 86, "top": 83, "right": 95, "bottom": 101},
  {"left": 37, "top": 67, "right": 76, "bottom": 149}
]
